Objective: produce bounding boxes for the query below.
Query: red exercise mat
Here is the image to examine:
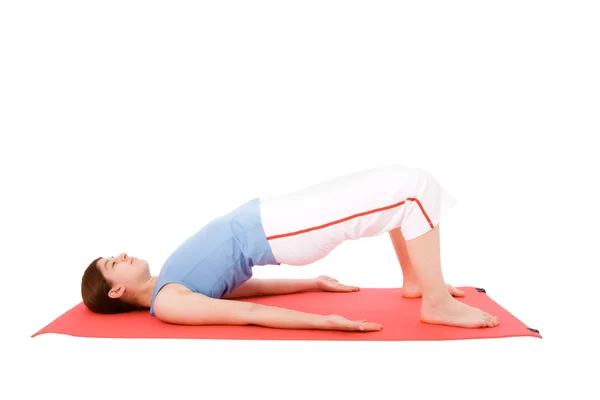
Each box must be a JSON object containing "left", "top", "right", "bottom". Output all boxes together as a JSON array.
[{"left": 31, "top": 287, "right": 541, "bottom": 341}]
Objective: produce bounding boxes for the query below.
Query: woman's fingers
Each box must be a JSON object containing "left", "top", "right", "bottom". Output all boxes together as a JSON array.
[
  {"left": 353, "top": 321, "right": 383, "bottom": 331},
  {"left": 344, "top": 318, "right": 382, "bottom": 331},
  {"left": 327, "top": 315, "right": 382, "bottom": 332},
  {"left": 337, "top": 283, "right": 360, "bottom": 292},
  {"left": 317, "top": 275, "right": 360, "bottom": 292}
]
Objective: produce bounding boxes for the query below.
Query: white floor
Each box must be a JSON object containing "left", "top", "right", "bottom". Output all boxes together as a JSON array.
[{"left": 3, "top": 2, "right": 598, "bottom": 399}]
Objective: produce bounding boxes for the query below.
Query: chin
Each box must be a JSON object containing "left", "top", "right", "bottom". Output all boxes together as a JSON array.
[{"left": 135, "top": 259, "right": 151, "bottom": 274}]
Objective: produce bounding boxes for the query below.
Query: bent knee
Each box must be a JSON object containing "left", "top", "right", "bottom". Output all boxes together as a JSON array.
[
  {"left": 410, "top": 167, "right": 435, "bottom": 184},
  {"left": 409, "top": 167, "right": 442, "bottom": 194}
]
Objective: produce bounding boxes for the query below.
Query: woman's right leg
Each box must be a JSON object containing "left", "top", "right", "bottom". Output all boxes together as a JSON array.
[{"left": 400, "top": 224, "right": 499, "bottom": 328}]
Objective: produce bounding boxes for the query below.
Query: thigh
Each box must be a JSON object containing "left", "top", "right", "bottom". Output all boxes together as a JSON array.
[{"left": 259, "top": 164, "right": 422, "bottom": 265}]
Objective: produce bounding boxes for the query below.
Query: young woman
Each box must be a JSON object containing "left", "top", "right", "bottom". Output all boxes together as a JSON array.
[{"left": 81, "top": 164, "right": 499, "bottom": 332}]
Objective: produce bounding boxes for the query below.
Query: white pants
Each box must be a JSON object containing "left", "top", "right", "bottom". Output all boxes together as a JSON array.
[{"left": 258, "top": 164, "right": 457, "bottom": 266}]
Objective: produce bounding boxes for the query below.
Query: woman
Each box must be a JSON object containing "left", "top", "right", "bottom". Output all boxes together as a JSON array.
[{"left": 81, "top": 164, "right": 499, "bottom": 332}]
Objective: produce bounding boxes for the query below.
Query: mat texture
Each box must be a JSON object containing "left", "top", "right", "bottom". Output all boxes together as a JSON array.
[{"left": 32, "top": 287, "right": 541, "bottom": 341}]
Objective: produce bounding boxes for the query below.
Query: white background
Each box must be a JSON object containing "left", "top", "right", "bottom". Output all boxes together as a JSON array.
[{"left": 1, "top": 1, "right": 599, "bottom": 399}]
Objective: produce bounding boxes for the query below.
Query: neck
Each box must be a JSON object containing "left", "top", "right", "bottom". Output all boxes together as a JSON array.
[{"left": 131, "top": 276, "right": 159, "bottom": 309}]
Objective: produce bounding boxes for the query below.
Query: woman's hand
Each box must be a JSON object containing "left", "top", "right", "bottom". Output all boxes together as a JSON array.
[
  {"left": 323, "top": 314, "right": 382, "bottom": 332},
  {"left": 315, "top": 275, "right": 360, "bottom": 292}
]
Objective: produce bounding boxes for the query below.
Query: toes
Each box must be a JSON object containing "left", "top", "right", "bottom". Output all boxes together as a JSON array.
[
  {"left": 446, "top": 284, "right": 465, "bottom": 297},
  {"left": 487, "top": 313, "right": 499, "bottom": 324},
  {"left": 482, "top": 314, "right": 492, "bottom": 327},
  {"left": 483, "top": 312, "right": 498, "bottom": 322},
  {"left": 483, "top": 314, "right": 500, "bottom": 327}
]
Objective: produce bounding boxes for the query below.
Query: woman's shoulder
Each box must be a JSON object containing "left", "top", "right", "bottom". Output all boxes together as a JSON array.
[
  {"left": 155, "top": 282, "right": 192, "bottom": 300},
  {"left": 152, "top": 282, "right": 193, "bottom": 317},
  {"left": 152, "top": 282, "right": 221, "bottom": 324}
]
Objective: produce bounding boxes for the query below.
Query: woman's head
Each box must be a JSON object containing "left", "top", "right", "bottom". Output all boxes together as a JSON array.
[{"left": 81, "top": 252, "right": 152, "bottom": 314}]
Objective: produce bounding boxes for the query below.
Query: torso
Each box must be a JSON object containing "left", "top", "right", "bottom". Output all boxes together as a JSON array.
[{"left": 148, "top": 198, "right": 279, "bottom": 316}]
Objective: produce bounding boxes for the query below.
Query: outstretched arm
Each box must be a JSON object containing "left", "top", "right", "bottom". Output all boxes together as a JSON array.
[
  {"left": 152, "top": 284, "right": 380, "bottom": 332},
  {"left": 222, "top": 276, "right": 360, "bottom": 299}
]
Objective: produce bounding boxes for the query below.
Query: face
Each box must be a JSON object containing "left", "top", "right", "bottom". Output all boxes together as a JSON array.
[{"left": 96, "top": 252, "right": 151, "bottom": 300}]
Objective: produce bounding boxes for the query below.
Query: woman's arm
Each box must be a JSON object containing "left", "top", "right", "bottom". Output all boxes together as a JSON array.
[
  {"left": 222, "top": 276, "right": 359, "bottom": 299},
  {"left": 153, "top": 284, "right": 381, "bottom": 332},
  {"left": 222, "top": 278, "right": 316, "bottom": 298}
]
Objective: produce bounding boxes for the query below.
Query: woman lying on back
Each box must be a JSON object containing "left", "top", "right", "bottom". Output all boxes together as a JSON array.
[{"left": 81, "top": 164, "right": 499, "bottom": 331}]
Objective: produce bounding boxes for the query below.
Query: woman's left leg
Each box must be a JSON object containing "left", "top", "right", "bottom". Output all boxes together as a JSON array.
[{"left": 388, "top": 226, "right": 465, "bottom": 298}]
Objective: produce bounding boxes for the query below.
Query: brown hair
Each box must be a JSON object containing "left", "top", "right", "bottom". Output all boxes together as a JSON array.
[{"left": 81, "top": 256, "right": 142, "bottom": 314}]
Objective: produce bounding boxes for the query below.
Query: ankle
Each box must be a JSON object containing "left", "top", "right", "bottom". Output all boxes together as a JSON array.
[
  {"left": 402, "top": 279, "right": 419, "bottom": 288},
  {"left": 422, "top": 290, "right": 453, "bottom": 306}
]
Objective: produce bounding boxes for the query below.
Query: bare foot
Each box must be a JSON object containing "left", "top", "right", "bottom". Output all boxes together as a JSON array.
[
  {"left": 401, "top": 282, "right": 465, "bottom": 299},
  {"left": 421, "top": 297, "right": 499, "bottom": 328}
]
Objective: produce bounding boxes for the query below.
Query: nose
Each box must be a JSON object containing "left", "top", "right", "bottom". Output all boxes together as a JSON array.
[{"left": 119, "top": 252, "right": 136, "bottom": 264}]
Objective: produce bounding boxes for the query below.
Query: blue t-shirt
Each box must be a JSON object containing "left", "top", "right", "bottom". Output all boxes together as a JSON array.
[{"left": 149, "top": 198, "right": 279, "bottom": 316}]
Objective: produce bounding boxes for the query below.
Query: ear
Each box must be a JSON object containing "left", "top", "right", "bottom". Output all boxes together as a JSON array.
[{"left": 108, "top": 284, "right": 126, "bottom": 299}]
